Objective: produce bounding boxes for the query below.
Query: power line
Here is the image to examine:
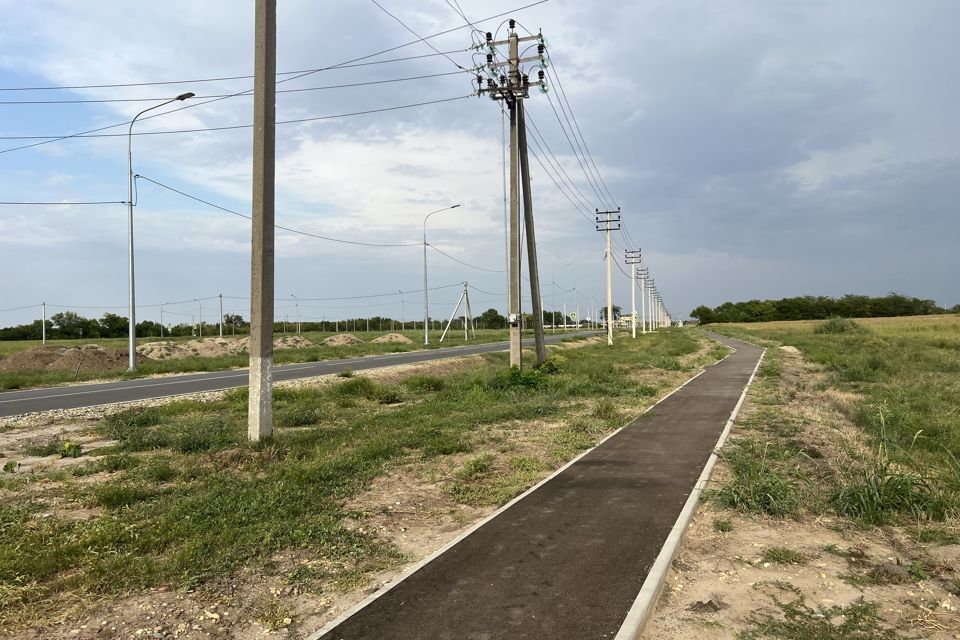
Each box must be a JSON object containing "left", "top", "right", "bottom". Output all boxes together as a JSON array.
[
  {"left": 0, "top": 71, "right": 467, "bottom": 105},
  {"left": 369, "top": 0, "right": 469, "bottom": 71},
  {"left": 136, "top": 175, "right": 422, "bottom": 248},
  {"left": 0, "top": 200, "right": 125, "bottom": 205},
  {"left": 0, "top": 94, "right": 473, "bottom": 143},
  {"left": 427, "top": 244, "right": 505, "bottom": 273}
]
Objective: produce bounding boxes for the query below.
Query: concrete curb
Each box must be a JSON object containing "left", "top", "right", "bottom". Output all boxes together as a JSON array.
[
  {"left": 613, "top": 339, "right": 766, "bottom": 640},
  {"left": 306, "top": 357, "right": 715, "bottom": 640}
]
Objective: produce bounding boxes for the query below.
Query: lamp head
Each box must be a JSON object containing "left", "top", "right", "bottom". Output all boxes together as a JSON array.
[{"left": 176, "top": 92, "right": 195, "bottom": 101}]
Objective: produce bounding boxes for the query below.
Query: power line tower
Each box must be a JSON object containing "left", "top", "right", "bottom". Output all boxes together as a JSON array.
[
  {"left": 476, "top": 20, "right": 548, "bottom": 368},
  {"left": 595, "top": 208, "right": 621, "bottom": 346},
  {"left": 625, "top": 249, "right": 641, "bottom": 339}
]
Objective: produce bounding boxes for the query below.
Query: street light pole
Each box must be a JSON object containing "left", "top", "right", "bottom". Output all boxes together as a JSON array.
[
  {"left": 422, "top": 204, "right": 461, "bottom": 344},
  {"left": 126, "top": 91, "right": 194, "bottom": 371},
  {"left": 291, "top": 294, "right": 300, "bottom": 334},
  {"left": 194, "top": 298, "right": 202, "bottom": 338}
]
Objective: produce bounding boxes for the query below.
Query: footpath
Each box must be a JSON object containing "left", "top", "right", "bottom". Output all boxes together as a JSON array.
[{"left": 313, "top": 334, "right": 764, "bottom": 640}]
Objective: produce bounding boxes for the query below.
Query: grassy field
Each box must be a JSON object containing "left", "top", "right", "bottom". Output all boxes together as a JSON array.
[
  {"left": 0, "top": 330, "right": 723, "bottom": 633},
  {"left": 0, "top": 328, "right": 527, "bottom": 390},
  {"left": 709, "top": 314, "right": 960, "bottom": 526}
]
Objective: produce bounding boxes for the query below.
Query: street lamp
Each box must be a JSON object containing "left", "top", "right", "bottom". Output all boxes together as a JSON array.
[
  {"left": 422, "top": 203, "right": 461, "bottom": 344},
  {"left": 194, "top": 298, "right": 202, "bottom": 338},
  {"left": 126, "top": 91, "right": 195, "bottom": 370},
  {"left": 551, "top": 261, "right": 573, "bottom": 332}
]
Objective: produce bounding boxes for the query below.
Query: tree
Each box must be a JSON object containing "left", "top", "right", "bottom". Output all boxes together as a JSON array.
[
  {"left": 479, "top": 308, "right": 505, "bottom": 329},
  {"left": 99, "top": 312, "right": 128, "bottom": 338},
  {"left": 690, "top": 305, "right": 715, "bottom": 324}
]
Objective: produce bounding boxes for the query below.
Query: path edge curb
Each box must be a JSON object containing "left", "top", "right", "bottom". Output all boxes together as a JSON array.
[
  {"left": 306, "top": 346, "right": 717, "bottom": 640},
  {"left": 613, "top": 339, "right": 766, "bottom": 640}
]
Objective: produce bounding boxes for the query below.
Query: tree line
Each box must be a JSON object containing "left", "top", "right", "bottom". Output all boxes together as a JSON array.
[{"left": 690, "top": 293, "right": 957, "bottom": 324}]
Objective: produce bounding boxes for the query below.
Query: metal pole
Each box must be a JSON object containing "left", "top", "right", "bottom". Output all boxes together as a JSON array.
[
  {"left": 423, "top": 227, "right": 429, "bottom": 345},
  {"left": 248, "top": 0, "right": 276, "bottom": 442},
  {"left": 219, "top": 294, "right": 223, "bottom": 338}
]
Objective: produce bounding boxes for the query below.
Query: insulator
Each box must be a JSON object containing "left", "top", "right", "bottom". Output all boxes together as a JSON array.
[
  {"left": 486, "top": 53, "right": 493, "bottom": 64},
  {"left": 509, "top": 19, "right": 515, "bottom": 29},
  {"left": 538, "top": 44, "right": 545, "bottom": 55},
  {"left": 499, "top": 75, "right": 506, "bottom": 85},
  {"left": 522, "top": 74, "right": 529, "bottom": 85},
  {"left": 487, "top": 79, "right": 495, "bottom": 88},
  {"left": 476, "top": 75, "right": 483, "bottom": 86},
  {"left": 540, "top": 82, "right": 549, "bottom": 94},
  {"left": 538, "top": 70, "right": 545, "bottom": 80},
  {"left": 486, "top": 31, "right": 493, "bottom": 43}
]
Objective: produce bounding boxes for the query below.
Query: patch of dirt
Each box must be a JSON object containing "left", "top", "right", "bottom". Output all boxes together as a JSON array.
[
  {"left": 0, "top": 345, "right": 149, "bottom": 373},
  {"left": 323, "top": 333, "right": 363, "bottom": 346},
  {"left": 370, "top": 333, "right": 413, "bottom": 344},
  {"left": 640, "top": 347, "right": 960, "bottom": 639},
  {"left": 136, "top": 336, "right": 314, "bottom": 361},
  {"left": 779, "top": 345, "right": 801, "bottom": 354}
]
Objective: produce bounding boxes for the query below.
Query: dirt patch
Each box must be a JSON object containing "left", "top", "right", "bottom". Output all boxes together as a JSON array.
[
  {"left": 779, "top": 345, "right": 801, "bottom": 354},
  {"left": 323, "top": 333, "right": 363, "bottom": 346},
  {"left": 136, "top": 336, "right": 314, "bottom": 361},
  {"left": 370, "top": 333, "right": 413, "bottom": 345},
  {"left": 0, "top": 345, "right": 149, "bottom": 373}
]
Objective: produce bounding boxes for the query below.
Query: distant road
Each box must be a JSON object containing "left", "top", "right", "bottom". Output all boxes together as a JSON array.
[{"left": 0, "top": 333, "right": 594, "bottom": 417}]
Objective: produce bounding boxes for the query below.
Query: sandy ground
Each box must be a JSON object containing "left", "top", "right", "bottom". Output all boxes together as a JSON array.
[{"left": 639, "top": 346, "right": 960, "bottom": 639}]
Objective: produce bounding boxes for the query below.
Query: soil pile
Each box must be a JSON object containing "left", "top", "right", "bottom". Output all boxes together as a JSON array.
[
  {"left": 0, "top": 345, "right": 148, "bottom": 373},
  {"left": 137, "top": 336, "right": 315, "bottom": 360},
  {"left": 324, "top": 333, "right": 363, "bottom": 346},
  {"left": 371, "top": 333, "right": 414, "bottom": 344}
]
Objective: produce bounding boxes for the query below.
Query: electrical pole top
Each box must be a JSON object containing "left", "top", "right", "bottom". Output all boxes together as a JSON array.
[
  {"left": 625, "top": 249, "right": 642, "bottom": 264},
  {"left": 475, "top": 20, "right": 549, "bottom": 101},
  {"left": 595, "top": 208, "right": 621, "bottom": 231}
]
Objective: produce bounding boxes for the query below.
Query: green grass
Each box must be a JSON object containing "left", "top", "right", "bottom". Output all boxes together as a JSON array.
[
  {"left": 762, "top": 546, "right": 806, "bottom": 565},
  {"left": 0, "top": 329, "right": 521, "bottom": 390},
  {"left": 711, "top": 316, "right": 960, "bottom": 526},
  {"left": 0, "top": 329, "right": 712, "bottom": 628}
]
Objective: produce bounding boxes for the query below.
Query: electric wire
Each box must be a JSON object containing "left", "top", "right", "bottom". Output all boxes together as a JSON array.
[{"left": 0, "top": 200, "right": 126, "bottom": 205}]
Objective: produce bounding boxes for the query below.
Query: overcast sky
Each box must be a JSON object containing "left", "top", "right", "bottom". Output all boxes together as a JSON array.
[{"left": 0, "top": 0, "right": 957, "bottom": 328}]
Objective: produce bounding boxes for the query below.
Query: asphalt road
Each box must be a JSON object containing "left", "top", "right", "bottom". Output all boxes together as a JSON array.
[
  {"left": 0, "top": 333, "right": 596, "bottom": 418},
  {"left": 313, "top": 334, "right": 764, "bottom": 640}
]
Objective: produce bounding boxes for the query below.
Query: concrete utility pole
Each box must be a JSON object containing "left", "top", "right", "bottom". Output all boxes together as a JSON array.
[
  {"left": 639, "top": 267, "right": 648, "bottom": 334},
  {"left": 478, "top": 20, "right": 548, "bottom": 369},
  {"left": 41, "top": 302, "right": 46, "bottom": 345},
  {"left": 625, "top": 250, "right": 641, "bottom": 339},
  {"left": 218, "top": 294, "right": 224, "bottom": 339},
  {"left": 517, "top": 101, "right": 546, "bottom": 365},
  {"left": 596, "top": 208, "right": 621, "bottom": 346},
  {"left": 248, "top": 0, "right": 276, "bottom": 442}
]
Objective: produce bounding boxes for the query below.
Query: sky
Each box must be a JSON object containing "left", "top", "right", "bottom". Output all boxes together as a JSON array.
[{"left": 0, "top": 0, "right": 957, "bottom": 329}]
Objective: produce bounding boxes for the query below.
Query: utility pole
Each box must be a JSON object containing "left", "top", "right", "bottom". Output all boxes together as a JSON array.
[
  {"left": 248, "top": 0, "right": 276, "bottom": 442},
  {"left": 218, "top": 293, "right": 223, "bottom": 338},
  {"left": 596, "top": 208, "right": 621, "bottom": 346},
  {"left": 639, "top": 267, "right": 648, "bottom": 334},
  {"left": 160, "top": 304, "right": 164, "bottom": 338},
  {"left": 477, "top": 20, "right": 547, "bottom": 369},
  {"left": 41, "top": 301, "right": 46, "bottom": 345},
  {"left": 625, "top": 249, "right": 641, "bottom": 339}
]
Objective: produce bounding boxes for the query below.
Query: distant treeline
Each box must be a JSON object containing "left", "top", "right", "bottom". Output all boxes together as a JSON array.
[{"left": 690, "top": 293, "right": 957, "bottom": 324}]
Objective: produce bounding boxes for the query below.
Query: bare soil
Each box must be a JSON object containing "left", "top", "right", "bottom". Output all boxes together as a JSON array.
[
  {"left": 136, "top": 336, "right": 314, "bottom": 361},
  {"left": 0, "top": 345, "right": 149, "bottom": 373},
  {"left": 322, "top": 334, "right": 363, "bottom": 346},
  {"left": 370, "top": 333, "right": 413, "bottom": 345}
]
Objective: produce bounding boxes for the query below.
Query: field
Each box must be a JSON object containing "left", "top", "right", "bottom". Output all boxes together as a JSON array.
[
  {"left": 0, "top": 328, "right": 518, "bottom": 390},
  {"left": 642, "top": 314, "right": 960, "bottom": 639},
  {"left": 0, "top": 330, "right": 724, "bottom": 637}
]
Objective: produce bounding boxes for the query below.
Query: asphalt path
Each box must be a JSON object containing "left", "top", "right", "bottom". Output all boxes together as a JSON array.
[
  {"left": 313, "top": 333, "right": 764, "bottom": 640},
  {"left": 0, "top": 333, "right": 596, "bottom": 418}
]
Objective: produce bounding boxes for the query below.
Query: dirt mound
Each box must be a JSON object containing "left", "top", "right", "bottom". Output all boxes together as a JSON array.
[
  {"left": 275, "top": 335, "right": 314, "bottom": 349},
  {"left": 324, "top": 333, "right": 363, "bottom": 346},
  {"left": 136, "top": 336, "right": 314, "bottom": 360},
  {"left": 0, "top": 345, "right": 149, "bottom": 373},
  {"left": 371, "top": 333, "right": 414, "bottom": 344}
]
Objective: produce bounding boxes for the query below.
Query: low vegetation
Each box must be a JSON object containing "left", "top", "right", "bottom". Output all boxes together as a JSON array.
[{"left": 0, "top": 329, "right": 716, "bottom": 632}]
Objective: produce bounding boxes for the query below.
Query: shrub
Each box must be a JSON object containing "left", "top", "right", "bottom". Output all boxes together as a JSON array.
[
  {"left": 402, "top": 375, "right": 446, "bottom": 392},
  {"left": 813, "top": 317, "right": 864, "bottom": 335},
  {"left": 831, "top": 462, "right": 947, "bottom": 525}
]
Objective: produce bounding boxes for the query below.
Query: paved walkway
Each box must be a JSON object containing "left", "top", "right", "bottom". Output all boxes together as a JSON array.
[{"left": 315, "top": 334, "right": 763, "bottom": 640}]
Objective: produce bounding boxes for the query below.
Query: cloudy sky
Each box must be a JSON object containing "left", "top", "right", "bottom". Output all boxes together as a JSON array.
[{"left": 0, "top": 0, "right": 957, "bottom": 329}]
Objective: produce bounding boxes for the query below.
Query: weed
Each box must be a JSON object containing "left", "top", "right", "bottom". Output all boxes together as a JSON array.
[
  {"left": 337, "top": 369, "right": 354, "bottom": 378},
  {"left": 488, "top": 366, "right": 545, "bottom": 390},
  {"left": 58, "top": 441, "right": 82, "bottom": 458},
  {"left": 813, "top": 317, "right": 865, "bottom": 335},
  {"left": 762, "top": 546, "right": 806, "bottom": 565},
  {"left": 713, "top": 518, "right": 733, "bottom": 533},
  {"left": 739, "top": 587, "right": 903, "bottom": 639},
  {"left": 917, "top": 527, "right": 960, "bottom": 545},
  {"left": 23, "top": 437, "right": 64, "bottom": 457},
  {"left": 92, "top": 482, "right": 156, "bottom": 509},
  {"left": 402, "top": 375, "right": 446, "bottom": 392},
  {"left": 592, "top": 398, "right": 620, "bottom": 422},
  {"left": 711, "top": 440, "right": 801, "bottom": 517}
]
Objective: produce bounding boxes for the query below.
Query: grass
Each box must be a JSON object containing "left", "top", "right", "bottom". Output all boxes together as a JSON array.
[
  {"left": 0, "top": 329, "right": 713, "bottom": 629},
  {"left": 710, "top": 315, "right": 960, "bottom": 527},
  {"left": 762, "top": 546, "right": 806, "bottom": 565},
  {"left": 0, "top": 328, "right": 521, "bottom": 390}
]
